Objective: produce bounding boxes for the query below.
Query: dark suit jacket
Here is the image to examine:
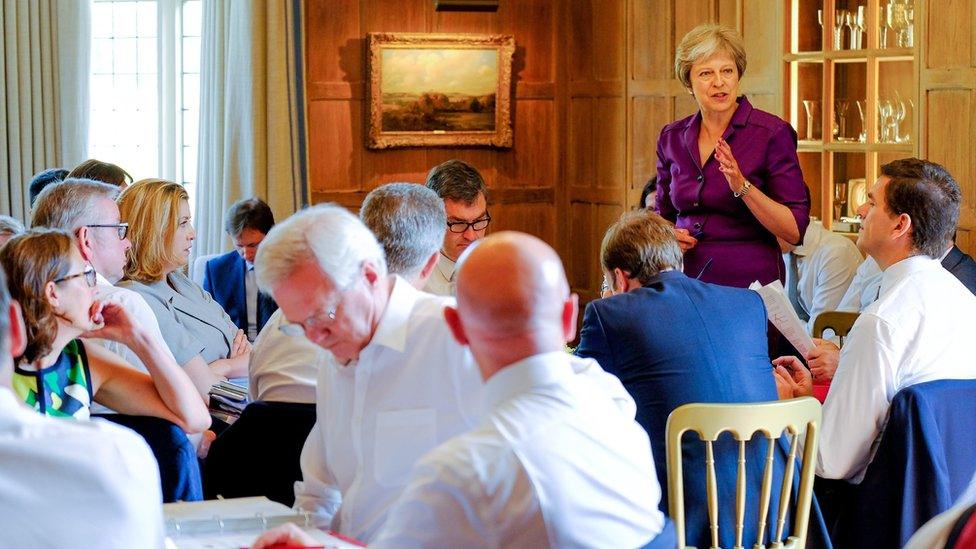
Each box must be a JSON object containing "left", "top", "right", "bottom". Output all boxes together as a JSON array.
[
  {"left": 943, "top": 245, "right": 976, "bottom": 295},
  {"left": 576, "top": 271, "right": 806, "bottom": 548},
  {"left": 203, "top": 250, "right": 278, "bottom": 336}
]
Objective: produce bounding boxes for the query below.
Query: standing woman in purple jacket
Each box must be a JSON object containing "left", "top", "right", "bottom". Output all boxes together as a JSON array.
[{"left": 656, "top": 23, "right": 809, "bottom": 288}]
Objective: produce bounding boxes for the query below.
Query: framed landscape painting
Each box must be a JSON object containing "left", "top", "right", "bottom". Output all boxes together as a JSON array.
[{"left": 366, "top": 33, "right": 515, "bottom": 149}]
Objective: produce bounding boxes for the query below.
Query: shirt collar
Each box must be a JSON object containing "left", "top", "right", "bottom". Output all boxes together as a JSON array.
[
  {"left": 436, "top": 253, "right": 457, "bottom": 282},
  {"left": 483, "top": 351, "right": 572, "bottom": 411},
  {"left": 878, "top": 255, "right": 940, "bottom": 298},
  {"left": 939, "top": 246, "right": 953, "bottom": 262},
  {"left": 368, "top": 276, "right": 420, "bottom": 354},
  {"left": 793, "top": 221, "right": 826, "bottom": 258}
]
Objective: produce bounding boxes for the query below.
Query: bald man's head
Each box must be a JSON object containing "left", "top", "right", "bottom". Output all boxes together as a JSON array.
[{"left": 447, "top": 232, "right": 577, "bottom": 376}]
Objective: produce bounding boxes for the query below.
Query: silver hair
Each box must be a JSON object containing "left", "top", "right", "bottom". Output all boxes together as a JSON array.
[
  {"left": 30, "top": 177, "right": 121, "bottom": 231},
  {"left": 0, "top": 215, "right": 25, "bottom": 237},
  {"left": 255, "top": 203, "right": 387, "bottom": 295},
  {"left": 360, "top": 183, "right": 445, "bottom": 279}
]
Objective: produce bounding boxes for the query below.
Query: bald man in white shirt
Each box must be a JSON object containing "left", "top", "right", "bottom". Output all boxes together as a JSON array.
[
  {"left": 775, "top": 158, "right": 976, "bottom": 483},
  {"left": 373, "top": 232, "right": 668, "bottom": 548}
]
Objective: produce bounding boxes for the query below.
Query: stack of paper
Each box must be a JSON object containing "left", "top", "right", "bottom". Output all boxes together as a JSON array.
[
  {"left": 748, "top": 279, "right": 815, "bottom": 356},
  {"left": 209, "top": 378, "right": 248, "bottom": 424}
]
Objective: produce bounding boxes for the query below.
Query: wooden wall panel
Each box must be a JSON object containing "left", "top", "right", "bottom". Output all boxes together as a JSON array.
[
  {"left": 304, "top": 0, "right": 559, "bottom": 257},
  {"left": 920, "top": 0, "right": 976, "bottom": 256}
]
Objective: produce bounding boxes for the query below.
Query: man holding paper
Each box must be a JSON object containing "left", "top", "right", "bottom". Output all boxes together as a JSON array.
[{"left": 775, "top": 158, "right": 976, "bottom": 483}]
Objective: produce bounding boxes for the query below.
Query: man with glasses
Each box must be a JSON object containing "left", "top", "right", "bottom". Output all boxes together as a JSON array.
[
  {"left": 253, "top": 204, "right": 482, "bottom": 543},
  {"left": 31, "top": 179, "right": 204, "bottom": 502},
  {"left": 31, "top": 178, "right": 173, "bottom": 375},
  {"left": 423, "top": 159, "right": 490, "bottom": 296}
]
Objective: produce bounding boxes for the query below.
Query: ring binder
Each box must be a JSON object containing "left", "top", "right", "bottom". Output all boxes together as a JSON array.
[{"left": 163, "top": 497, "right": 364, "bottom": 547}]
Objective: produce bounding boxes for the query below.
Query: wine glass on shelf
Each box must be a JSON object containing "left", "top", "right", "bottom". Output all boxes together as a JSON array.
[
  {"left": 878, "top": 99, "right": 894, "bottom": 143},
  {"left": 855, "top": 100, "right": 867, "bottom": 143},
  {"left": 802, "top": 100, "right": 820, "bottom": 141},
  {"left": 833, "top": 9, "right": 847, "bottom": 50},
  {"left": 893, "top": 91, "right": 907, "bottom": 143},
  {"left": 835, "top": 99, "right": 852, "bottom": 141},
  {"left": 817, "top": 10, "right": 824, "bottom": 50},
  {"left": 850, "top": 6, "right": 866, "bottom": 49}
]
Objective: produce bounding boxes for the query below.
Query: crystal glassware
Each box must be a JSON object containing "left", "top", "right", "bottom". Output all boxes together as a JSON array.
[
  {"left": 833, "top": 9, "right": 847, "bottom": 50},
  {"left": 835, "top": 99, "right": 852, "bottom": 141},
  {"left": 802, "top": 99, "right": 820, "bottom": 141},
  {"left": 879, "top": 99, "right": 894, "bottom": 143},
  {"left": 851, "top": 6, "right": 865, "bottom": 49},
  {"left": 855, "top": 100, "right": 867, "bottom": 143},
  {"left": 893, "top": 91, "right": 907, "bottom": 143}
]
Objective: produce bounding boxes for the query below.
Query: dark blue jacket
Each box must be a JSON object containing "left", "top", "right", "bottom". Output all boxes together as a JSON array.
[
  {"left": 576, "top": 270, "right": 819, "bottom": 548},
  {"left": 202, "top": 250, "right": 277, "bottom": 336}
]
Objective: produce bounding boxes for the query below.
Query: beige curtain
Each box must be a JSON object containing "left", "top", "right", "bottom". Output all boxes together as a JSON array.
[
  {"left": 195, "top": 0, "right": 308, "bottom": 256},
  {"left": 0, "top": 0, "right": 90, "bottom": 221}
]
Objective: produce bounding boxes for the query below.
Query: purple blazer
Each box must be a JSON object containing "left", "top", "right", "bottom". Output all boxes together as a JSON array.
[{"left": 655, "top": 96, "right": 809, "bottom": 288}]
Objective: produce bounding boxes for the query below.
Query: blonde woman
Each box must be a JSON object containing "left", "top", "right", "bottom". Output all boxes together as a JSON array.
[
  {"left": 655, "top": 23, "right": 809, "bottom": 288},
  {"left": 0, "top": 229, "right": 208, "bottom": 432},
  {"left": 118, "top": 179, "right": 250, "bottom": 398}
]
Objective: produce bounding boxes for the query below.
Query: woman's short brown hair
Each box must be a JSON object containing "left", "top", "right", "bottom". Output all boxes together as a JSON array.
[
  {"left": 601, "top": 210, "right": 683, "bottom": 286},
  {"left": 674, "top": 23, "right": 747, "bottom": 89},
  {"left": 67, "top": 158, "right": 133, "bottom": 187},
  {"left": 118, "top": 179, "right": 189, "bottom": 283},
  {"left": 0, "top": 229, "right": 76, "bottom": 365}
]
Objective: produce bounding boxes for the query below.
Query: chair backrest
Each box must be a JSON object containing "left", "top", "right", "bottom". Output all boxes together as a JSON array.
[
  {"left": 191, "top": 252, "right": 221, "bottom": 287},
  {"left": 811, "top": 310, "right": 860, "bottom": 345},
  {"left": 666, "top": 397, "right": 822, "bottom": 549}
]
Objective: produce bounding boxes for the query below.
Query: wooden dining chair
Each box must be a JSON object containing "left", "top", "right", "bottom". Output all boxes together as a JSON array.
[
  {"left": 665, "top": 397, "right": 822, "bottom": 549},
  {"left": 811, "top": 310, "right": 860, "bottom": 346}
]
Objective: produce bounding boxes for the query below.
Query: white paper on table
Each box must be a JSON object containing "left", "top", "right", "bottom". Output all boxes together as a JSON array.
[{"left": 749, "top": 279, "right": 816, "bottom": 356}]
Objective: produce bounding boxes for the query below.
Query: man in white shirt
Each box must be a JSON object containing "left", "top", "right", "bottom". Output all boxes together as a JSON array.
[
  {"left": 0, "top": 263, "right": 166, "bottom": 548},
  {"left": 373, "top": 232, "right": 667, "bottom": 548},
  {"left": 253, "top": 204, "right": 483, "bottom": 542},
  {"left": 247, "top": 183, "right": 449, "bottom": 405},
  {"left": 782, "top": 220, "right": 863, "bottom": 332},
  {"left": 775, "top": 158, "right": 976, "bottom": 483},
  {"left": 423, "top": 159, "right": 491, "bottom": 296},
  {"left": 360, "top": 182, "right": 446, "bottom": 290},
  {"left": 30, "top": 179, "right": 192, "bottom": 408}
]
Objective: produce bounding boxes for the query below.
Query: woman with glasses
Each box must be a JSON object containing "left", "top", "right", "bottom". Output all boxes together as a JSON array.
[
  {"left": 118, "top": 179, "right": 250, "bottom": 399},
  {"left": 0, "top": 229, "right": 209, "bottom": 431},
  {"left": 654, "top": 23, "right": 809, "bottom": 289}
]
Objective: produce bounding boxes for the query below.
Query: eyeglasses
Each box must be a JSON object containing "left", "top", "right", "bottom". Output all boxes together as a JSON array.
[
  {"left": 447, "top": 214, "right": 491, "bottom": 234},
  {"left": 279, "top": 293, "right": 344, "bottom": 337},
  {"left": 86, "top": 223, "right": 129, "bottom": 240},
  {"left": 54, "top": 266, "right": 97, "bottom": 288}
]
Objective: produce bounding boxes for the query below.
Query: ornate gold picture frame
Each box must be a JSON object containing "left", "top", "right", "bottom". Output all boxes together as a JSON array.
[{"left": 366, "top": 32, "right": 515, "bottom": 149}]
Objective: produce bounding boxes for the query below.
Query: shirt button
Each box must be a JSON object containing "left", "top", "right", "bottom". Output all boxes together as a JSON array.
[
  {"left": 697, "top": 175, "right": 704, "bottom": 182},
  {"left": 693, "top": 202, "right": 699, "bottom": 207},
  {"left": 694, "top": 222, "right": 702, "bottom": 229}
]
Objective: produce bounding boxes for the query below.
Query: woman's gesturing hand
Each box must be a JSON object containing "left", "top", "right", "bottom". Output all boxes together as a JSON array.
[{"left": 714, "top": 138, "right": 747, "bottom": 193}]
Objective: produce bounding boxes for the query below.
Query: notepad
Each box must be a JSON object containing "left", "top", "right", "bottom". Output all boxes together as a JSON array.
[{"left": 749, "top": 279, "right": 815, "bottom": 356}]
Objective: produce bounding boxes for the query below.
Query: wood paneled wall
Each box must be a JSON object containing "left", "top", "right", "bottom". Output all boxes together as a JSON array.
[
  {"left": 303, "top": 0, "right": 782, "bottom": 299},
  {"left": 919, "top": 0, "right": 976, "bottom": 256},
  {"left": 304, "top": 0, "right": 560, "bottom": 254}
]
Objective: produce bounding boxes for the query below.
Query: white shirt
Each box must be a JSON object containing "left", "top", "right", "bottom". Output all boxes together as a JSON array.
[
  {"left": 0, "top": 387, "right": 165, "bottom": 548},
  {"left": 785, "top": 223, "right": 863, "bottom": 332},
  {"left": 837, "top": 255, "right": 883, "bottom": 312},
  {"left": 89, "top": 273, "right": 178, "bottom": 415},
  {"left": 248, "top": 308, "right": 320, "bottom": 404},
  {"left": 422, "top": 253, "right": 456, "bottom": 296},
  {"left": 373, "top": 352, "right": 665, "bottom": 549},
  {"left": 245, "top": 262, "right": 258, "bottom": 341},
  {"left": 294, "top": 277, "right": 483, "bottom": 542},
  {"left": 905, "top": 470, "right": 976, "bottom": 548},
  {"left": 819, "top": 256, "right": 976, "bottom": 482}
]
